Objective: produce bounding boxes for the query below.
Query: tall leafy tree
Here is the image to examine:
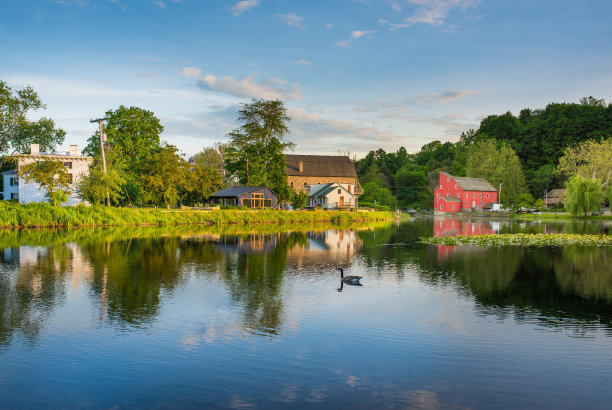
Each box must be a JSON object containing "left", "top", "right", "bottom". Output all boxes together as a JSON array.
[
  {"left": 0, "top": 81, "right": 65, "bottom": 167},
  {"left": 224, "top": 99, "right": 294, "bottom": 200},
  {"left": 394, "top": 164, "right": 430, "bottom": 208},
  {"left": 556, "top": 139, "right": 612, "bottom": 190},
  {"left": 564, "top": 175, "right": 604, "bottom": 216},
  {"left": 77, "top": 166, "right": 125, "bottom": 206},
  {"left": 139, "top": 144, "right": 189, "bottom": 208}
]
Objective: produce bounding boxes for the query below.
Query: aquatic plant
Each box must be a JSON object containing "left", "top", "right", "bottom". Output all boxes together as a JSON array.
[{"left": 420, "top": 233, "right": 612, "bottom": 247}]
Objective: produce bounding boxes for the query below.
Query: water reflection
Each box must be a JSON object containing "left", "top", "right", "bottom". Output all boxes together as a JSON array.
[{"left": 1, "top": 218, "right": 611, "bottom": 349}]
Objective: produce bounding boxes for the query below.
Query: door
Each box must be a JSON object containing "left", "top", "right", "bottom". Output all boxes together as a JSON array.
[{"left": 339, "top": 196, "right": 344, "bottom": 208}]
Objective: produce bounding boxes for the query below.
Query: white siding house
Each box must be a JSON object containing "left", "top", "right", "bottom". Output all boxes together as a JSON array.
[
  {"left": 307, "top": 182, "right": 355, "bottom": 210},
  {"left": 2, "top": 143, "right": 93, "bottom": 205}
]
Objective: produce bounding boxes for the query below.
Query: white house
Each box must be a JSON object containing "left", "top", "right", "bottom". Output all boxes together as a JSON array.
[
  {"left": 2, "top": 143, "right": 93, "bottom": 205},
  {"left": 307, "top": 182, "right": 356, "bottom": 210}
]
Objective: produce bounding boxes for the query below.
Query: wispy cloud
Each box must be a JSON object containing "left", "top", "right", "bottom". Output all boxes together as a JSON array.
[
  {"left": 179, "top": 67, "right": 203, "bottom": 78},
  {"left": 415, "top": 89, "right": 479, "bottom": 105},
  {"left": 336, "top": 30, "right": 374, "bottom": 47},
  {"left": 296, "top": 59, "right": 312, "bottom": 66},
  {"left": 277, "top": 14, "right": 304, "bottom": 29},
  {"left": 379, "top": 0, "right": 479, "bottom": 29},
  {"left": 325, "top": 22, "right": 334, "bottom": 29},
  {"left": 229, "top": 0, "right": 260, "bottom": 17},
  {"left": 153, "top": 0, "right": 167, "bottom": 8},
  {"left": 182, "top": 70, "right": 302, "bottom": 100}
]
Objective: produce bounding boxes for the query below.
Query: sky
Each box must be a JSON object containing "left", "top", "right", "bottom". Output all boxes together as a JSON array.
[{"left": 1, "top": 0, "right": 611, "bottom": 158}]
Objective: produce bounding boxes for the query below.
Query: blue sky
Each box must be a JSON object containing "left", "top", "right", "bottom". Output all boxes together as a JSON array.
[{"left": 1, "top": 0, "right": 611, "bottom": 158}]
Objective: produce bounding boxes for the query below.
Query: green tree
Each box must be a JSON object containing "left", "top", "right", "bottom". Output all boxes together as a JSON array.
[
  {"left": 359, "top": 180, "right": 397, "bottom": 209},
  {"left": 394, "top": 164, "right": 429, "bottom": 208},
  {"left": 290, "top": 190, "right": 309, "bottom": 209},
  {"left": 564, "top": 175, "right": 604, "bottom": 216},
  {"left": 556, "top": 139, "right": 612, "bottom": 190},
  {"left": 529, "top": 164, "right": 556, "bottom": 200},
  {"left": 224, "top": 99, "right": 294, "bottom": 200},
  {"left": 18, "top": 159, "right": 71, "bottom": 206},
  {"left": 139, "top": 144, "right": 189, "bottom": 208},
  {"left": 77, "top": 166, "right": 125, "bottom": 205},
  {"left": 0, "top": 81, "right": 65, "bottom": 167},
  {"left": 182, "top": 161, "right": 224, "bottom": 206}
]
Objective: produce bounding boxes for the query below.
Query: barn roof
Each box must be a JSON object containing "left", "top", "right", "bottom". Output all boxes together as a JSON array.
[
  {"left": 544, "top": 189, "right": 565, "bottom": 198},
  {"left": 441, "top": 172, "right": 497, "bottom": 192},
  {"left": 211, "top": 186, "right": 275, "bottom": 198},
  {"left": 285, "top": 155, "right": 357, "bottom": 178}
]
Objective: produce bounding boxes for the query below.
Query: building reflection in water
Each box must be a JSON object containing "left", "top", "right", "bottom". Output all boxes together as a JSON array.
[{"left": 433, "top": 217, "right": 499, "bottom": 260}]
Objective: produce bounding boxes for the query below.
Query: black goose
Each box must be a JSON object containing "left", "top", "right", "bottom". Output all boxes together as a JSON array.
[{"left": 337, "top": 267, "right": 362, "bottom": 285}]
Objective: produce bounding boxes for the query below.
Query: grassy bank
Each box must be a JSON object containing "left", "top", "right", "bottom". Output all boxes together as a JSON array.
[{"left": 0, "top": 202, "right": 393, "bottom": 228}]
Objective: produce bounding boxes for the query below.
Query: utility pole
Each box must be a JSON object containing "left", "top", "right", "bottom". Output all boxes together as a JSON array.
[
  {"left": 90, "top": 117, "right": 110, "bottom": 206},
  {"left": 499, "top": 183, "right": 503, "bottom": 206}
]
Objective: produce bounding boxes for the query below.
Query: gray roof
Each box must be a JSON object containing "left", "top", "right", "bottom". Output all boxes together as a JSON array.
[
  {"left": 1, "top": 170, "right": 17, "bottom": 175},
  {"left": 309, "top": 183, "right": 352, "bottom": 198},
  {"left": 544, "top": 189, "right": 565, "bottom": 198},
  {"left": 441, "top": 172, "right": 497, "bottom": 192},
  {"left": 285, "top": 155, "right": 357, "bottom": 178},
  {"left": 211, "top": 186, "right": 275, "bottom": 197}
]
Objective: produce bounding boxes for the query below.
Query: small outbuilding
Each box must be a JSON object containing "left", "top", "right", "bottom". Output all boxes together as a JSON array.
[
  {"left": 210, "top": 186, "right": 277, "bottom": 208},
  {"left": 543, "top": 189, "right": 565, "bottom": 208}
]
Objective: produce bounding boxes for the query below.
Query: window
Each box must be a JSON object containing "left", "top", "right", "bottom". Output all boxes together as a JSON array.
[
  {"left": 10, "top": 177, "right": 18, "bottom": 186},
  {"left": 479, "top": 201, "right": 482, "bottom": 206},
  {"left": 473, "top": 193, "right": 475, "bottom": 198},
  {"left": 465, "top": 193, "right": 468, "bottom": 198},
  {"left": 486, "top": 193, "right": 489, "bottom": 198},
  {"left": 447, "top": 177, "right": 450, "bottom": 182},
  {"left": 455, "top": 184, "right": 457, "bottom": 189},
  {"left": 290, "top": 181, "right": 294, "bottom": 187},
  {"left": 480, "top": 193, "right": 483, "bottom": 198},
  {"left": 437, "top": 193, "right": 440, "bottom": 198},
  {"left": 440, "top": 204, "right": 443, "bottom": 210},
  {"left": 465, "top": 201, "right": 468, "bottom": 206},
  {"left": 68, "top": 174, "right": 73, "bottom": 184},
  {"left": 446, "top": 193, "right": 449, "bottom": 197},
  {"left": 11, "top": 193, "right": 19, "bottom": 200},
  {"left": 440, "top": 184, "right": 442, "bottom": 189},
  {"left": 304, "top": 182, "right": 308, "bottom": 188},
  {"left": 337, "top": 189, "right": 341, "bottom": 194},
  {"left": 63, "top": 162, "right": 72, "bottom": 169},
  {"left": 457, "top": 193, "right": 460, "bottom": 198},
  {"left": 452, "top": 205, "right": 455, "bottom": 210}
]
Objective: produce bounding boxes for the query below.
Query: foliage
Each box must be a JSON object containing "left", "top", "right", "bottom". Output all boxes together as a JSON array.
[
  {"left": 359, "top": 180, "right": 397, "bottom": 209},
  {"left": 556, "top": 139, "right": 612, "bottom": 189},
  {"left": 529, "top": 164, "right": 557, "bottom": 199},
  {"left": 0, "top": 201, "right": 393, "bottom": 228},
  {"left": 534, "top": 199, "right": 545, "bottom": 209},
  {"left": 290, "top": 190, "right": 309, "bottom": 209},
  {"left": 0, "top": 80, "right": 65, "bottom": 163},
  {"left": 514, "top": 193, "right": 534, "bottom": 208},
  {"left": 182, "top": 159, "right": 224, "bottom": 206},
  {"left": 18, "top": 159, "right": 71, "bottom": 206},
  {"left": 138, "top": 144, "right": 190, "bottom": 208},
  {"left": 77, "top": 166, "right": 125, "bottom": 205},
  {"left": 466, "top": 139, "right": 527, "bottom": 206},
  {"left": 421, "top": 233, "right": 612, "bottom": 247},
  {"left": 394, "top": 164, "right": 430, "bottom": 208},
  {"left": 564, "top": 175, "right": 604, "bottom": 217},
  {"left": 224, "top": 99, "right": 294, "bottom": 201}
]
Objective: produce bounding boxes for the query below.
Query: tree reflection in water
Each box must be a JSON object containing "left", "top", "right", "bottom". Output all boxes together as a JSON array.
[{"left": 1, "top": 219, "right": 611, "bottom": 349}]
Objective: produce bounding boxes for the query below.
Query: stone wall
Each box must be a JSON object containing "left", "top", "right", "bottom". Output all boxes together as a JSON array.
[{"left": 288, "top": 176, "right": 359, "bottom": 193}]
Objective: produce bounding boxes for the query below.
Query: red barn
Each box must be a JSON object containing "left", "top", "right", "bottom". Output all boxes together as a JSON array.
[{"left": 434, "top": 172, "right": 498, "bottom": 213}]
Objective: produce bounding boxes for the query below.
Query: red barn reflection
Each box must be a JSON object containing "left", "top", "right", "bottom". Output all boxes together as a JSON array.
[{"left": 434, "top": 218, "right": 498, "bottom": 260}]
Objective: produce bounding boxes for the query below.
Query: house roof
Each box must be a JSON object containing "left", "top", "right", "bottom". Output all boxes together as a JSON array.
[
  {"left": 211, "top": 186, "right": 275, "bottom": 197},
  {"left": 285, "top": 155, "right": 358, "bottom": 178},
  {"left": 1, "top": 170, "right": 17, "bottom": 176},
  {"left": 309, "top": 183, "right": 353, "bottom": 198},
  {"left": 440, "top": 172, "right": 497, "bottom": 192},
  {"left": 544, "top": 189, "right": 565, "bottom": 198}
]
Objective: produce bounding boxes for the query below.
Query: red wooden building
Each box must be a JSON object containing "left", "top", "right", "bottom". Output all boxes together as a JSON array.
[{"left": 434, "top": 172, "right": 498, "bottom": 213}]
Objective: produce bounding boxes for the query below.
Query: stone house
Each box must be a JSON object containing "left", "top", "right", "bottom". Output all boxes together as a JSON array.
[{"left": 285, "top": 154, "right": 361, "bottom": 196}]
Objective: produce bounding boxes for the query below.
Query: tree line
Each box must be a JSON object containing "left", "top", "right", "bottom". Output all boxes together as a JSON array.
[{"left": 355, "top": 97, "right": 612, "bottom": 214}]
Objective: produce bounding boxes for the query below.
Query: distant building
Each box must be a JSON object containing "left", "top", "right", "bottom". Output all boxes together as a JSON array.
[
  {"left": 434, "top": 172, "right": 498, "bottom": 213},
  {"left": 543, "top": 189, "right": 565, "bottom": 208},
  {"left": 307, "top": 182, "right": 356, "bottom": 210},
  {"left": 210, "top": 186, "right": 278, "bottom": 208},
  {"left": 285, "top": 154, "right": 361, "bottom": 196},
  {"left": 2, "top": 143, "right": 93, "bottom": 205}
]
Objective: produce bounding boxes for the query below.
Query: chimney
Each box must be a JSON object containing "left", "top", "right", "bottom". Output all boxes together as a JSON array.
[
  {"left": 30, "top": 143, "right": 39, "bottom": 155},
  {"left": 299, "top": 160, "right": 303, "bottom": 173},
  {"left": 69, "top": 145, "right": 79, "bottom": 156}
]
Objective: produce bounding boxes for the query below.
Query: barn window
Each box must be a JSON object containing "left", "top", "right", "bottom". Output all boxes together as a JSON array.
[
  {"left": 457, "top": 193, "right": 460, "bottom": 198},
  {"left": 440, "top": 204, "right": 443, "bottom": 210},
  {"left": 447, "top": 177, "right": 450, "bottom": 182},
  {"left": 479, "top": 201, "right": 482, "bottom": 206},
  {"left": 465, "top": 201, "right": 468, "bottom": 206},
  {"left": 486, "top": 193, "right": 489, "bottom": 198},
  {"left": 455, "top": 184, "right": 457, "bottom": 189},
  {"left": 437, "top": 193, "right": 440, "bottom": 198},
  {"left": 465, "top": 193, "right": 468, "bottom": 198},
  {"left": 480, "top": 193, "right": 483, "bottom": 198},
  {"left": 473, "top": 193, "right": 475, "bottom": 198},
  {"left": 447, "top": 193, "right": 449, "bottom": 197},
  {"left": 337, "top": 189, "right": 341, "bottom": 194},
  {"left": 452, "top": 205, "right": 455, "bottom": 210},
  {"left": 440, "top": 184, "right": 442, "bottom": 189}
]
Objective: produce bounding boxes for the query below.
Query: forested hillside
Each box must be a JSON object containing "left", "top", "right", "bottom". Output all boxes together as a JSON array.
[{"left": 355, "top": 97, "right": 612, "bottom": 209}]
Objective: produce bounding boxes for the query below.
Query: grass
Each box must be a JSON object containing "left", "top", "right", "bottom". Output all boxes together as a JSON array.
[
  {"left": 0, "top": 202, "right": 394, "bottom": 228},
  {"left": 420, "top": 233, "right": 612, "bottom": 247}
]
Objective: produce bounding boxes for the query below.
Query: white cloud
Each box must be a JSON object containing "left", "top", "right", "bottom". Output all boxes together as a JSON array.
[
  {"left": 180, "top": 67, "right": 203, "bottom": 78},
  {"left": 196, "top": 74, "right": 303, "bottom": 100},
  {"left": 229, "top": 0, "right": 260, "bottom": 17},
  {"left": 325, "top": 22, "right": 334, "bottom": 29},
  {"left": 391, "top": 2, "right": 402, "bottom": 12},
  {"left": 277, "top": 14, "right": 304, "bottom": 29},
  {"left": 380, "top": 0, "right": 479, "bottom": 29},
  {"left": 336, "top": 30, "right": 375, "bottom": 47},
  {"left": 296, "top": 59, "right": 312, "bottom": 66}
]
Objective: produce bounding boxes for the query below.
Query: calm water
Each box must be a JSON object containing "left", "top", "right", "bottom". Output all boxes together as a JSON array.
[{"left": 1, "top": 218, "right": 611, "bottom": 409}]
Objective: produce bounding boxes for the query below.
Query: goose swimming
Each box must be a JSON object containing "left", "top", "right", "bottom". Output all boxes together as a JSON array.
[{"left": 337, "top": 267, "right": 362, "bottom": 285}]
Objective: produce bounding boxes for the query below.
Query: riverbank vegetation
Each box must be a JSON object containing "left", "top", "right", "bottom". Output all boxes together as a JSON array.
[
  {"left": 421, "top": 233, "right": 612, "bottom": 247},
  {"left": 0, "top": 202, "right": 393, "bottom": 228}
]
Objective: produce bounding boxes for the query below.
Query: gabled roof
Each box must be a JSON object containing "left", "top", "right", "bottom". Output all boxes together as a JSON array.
[
  {"left": 544, "top": 189, "right": 565, "bottom": 198},
  {"left": 309, "top": 183, "right": 353, "bottom": 198},
  {"left": 1, "top": 170, "right": 17, "bottom": 176},
  {"left": 440, "top": 172, "right": 497, "bottom": 192},
  {"left": 211, "top": 186, "right": 275, "bottom": 197},
  {"left": 285, "top": 155, "right": 357, "bottom": 178}
]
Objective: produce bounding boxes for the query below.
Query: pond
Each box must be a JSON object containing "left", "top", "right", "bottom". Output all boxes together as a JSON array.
[{"left": 1, "top": 218, "right": 611, "bottom": 409}]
